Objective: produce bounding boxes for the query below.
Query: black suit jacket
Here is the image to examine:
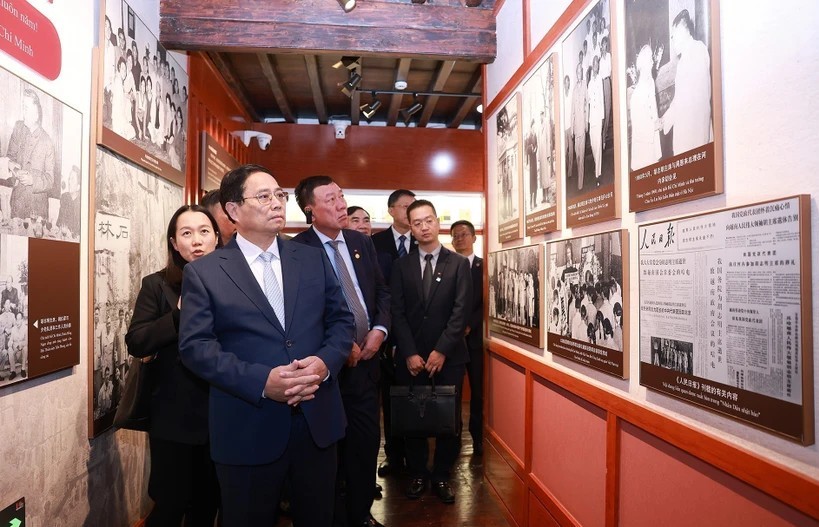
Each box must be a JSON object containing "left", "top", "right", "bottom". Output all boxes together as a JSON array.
[
  {"left": 391, "top": 246, "right": 472, "bottom": 366},
  {"left": 371, "top": 227, "right": 416, "bottom": 282},
  {"left": 292, "top": 227, "right": 391, "bottom": 382},
  {"left": 466, "top": 255, "right": 484, "bottom": 348},
  {"left": 125, "top": 271, "right": 210, "bottom": 444}
]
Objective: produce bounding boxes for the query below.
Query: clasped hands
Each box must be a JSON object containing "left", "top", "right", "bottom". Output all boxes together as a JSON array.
[
  {"left": 407, "top": 350, "right": 446, "bottom": 377},
  {"left": 264, "top": 356, "right": 328, "bottom": 406}
]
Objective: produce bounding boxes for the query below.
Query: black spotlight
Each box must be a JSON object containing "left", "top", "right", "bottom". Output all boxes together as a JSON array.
[
  {"left": 399, "top": 94, "right": 423, "bottom": 123},
  {"left": 341, "top": 72, "right": 362, "bottom": 97},
  {"left": 360, "top": 93, "right": 382, "bottom": 120},
  {"left": 337, "top": 0, "right": 356, "bottom": 12}
]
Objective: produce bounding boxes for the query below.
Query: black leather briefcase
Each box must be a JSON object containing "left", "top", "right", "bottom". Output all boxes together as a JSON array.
[{"left": 390, "top": 379, "right": 460, "bottom": 437}]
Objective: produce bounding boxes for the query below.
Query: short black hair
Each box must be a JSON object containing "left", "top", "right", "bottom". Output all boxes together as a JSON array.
[
  {"left": 672, "top": 9, "right": 694, "bottom": 35},
  {"left": 294, "top": 175, "right": 335, "bottom": 213},
  {"left": 387, "top": 189, "right": 415, "bottom": 207},
  {"left": 450, "top": 220, "right": 475, "bottom": 236},
  {"left": 219, "top": 164, "right": 275, "bottom": 222},
  {"left": 347, "top": 205, "right": 368, "bottom": 216},
  {"left": 406, "top": 199, "right": 436, "bottom": 223},
  {"left": 200, "top": 189, "right": 221, "bottom": 210}
]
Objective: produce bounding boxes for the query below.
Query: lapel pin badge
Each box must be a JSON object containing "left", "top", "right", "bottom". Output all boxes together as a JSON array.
[{"left": 354, "top": 252, "right": 360, "bottom": 259}]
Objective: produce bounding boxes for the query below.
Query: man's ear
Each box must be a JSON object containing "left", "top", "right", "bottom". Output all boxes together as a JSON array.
[{"left": 224, "top": 201, "right": 238, "bottom": 223}]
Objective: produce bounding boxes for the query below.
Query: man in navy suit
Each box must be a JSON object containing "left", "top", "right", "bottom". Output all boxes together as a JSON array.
[
  {"left": 293, "top": 175, "right": 389, "bottom": 527},
  {"left": 370, "top": 189, "right": 416, "bottom": 476},
  {"left": 179, "top": 164, "right": 354, "bottom": 527},
  {"left": 451, "top": 219, "right": 485, "bottom": 455},
  {"left": 391, "top": 199, "right": 472, "bottom": 504}
]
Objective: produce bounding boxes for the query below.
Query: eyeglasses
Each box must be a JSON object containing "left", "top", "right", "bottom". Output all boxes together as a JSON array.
[
  {"left": 240, "top": 190, "right": 289, "bottom": 205},
  {"left": 411, "top": 216, "right": 437, "bottom": 229}
]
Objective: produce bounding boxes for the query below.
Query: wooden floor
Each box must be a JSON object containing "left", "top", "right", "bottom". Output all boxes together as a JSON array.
[{"left": 277, "top": 403, "right": 513, "bottom": 527}]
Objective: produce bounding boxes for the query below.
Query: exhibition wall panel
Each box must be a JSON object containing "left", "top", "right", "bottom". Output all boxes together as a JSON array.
[{"left": 531, "top": 379, "right": 607, "bottom": 527}]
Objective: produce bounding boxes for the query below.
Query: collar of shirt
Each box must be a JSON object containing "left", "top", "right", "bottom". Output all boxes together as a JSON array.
[
  {"left": 313, "top": 226, "right": 344, "bottom": 246},
  {"left": 391, "top": 225, "right": 410, "bottom": 247},
  {"left": 419, "top": 244, "right": 442, "bottom": 269},
  {"left": 235, "top": 232, "right": 280, "bottom": 265}
]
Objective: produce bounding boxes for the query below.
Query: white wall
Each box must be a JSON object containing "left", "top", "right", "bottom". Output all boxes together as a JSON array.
[{"left": 485, "top": 0, "right": 819, "bottom": 481}]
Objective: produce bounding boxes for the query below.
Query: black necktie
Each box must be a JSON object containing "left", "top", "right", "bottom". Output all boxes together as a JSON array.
[
  {"left": 422, "top": 254, "right": 434, "bottom": 301},
  {"left": 397, "top": 235, "right": 407, "bottom": 257}
]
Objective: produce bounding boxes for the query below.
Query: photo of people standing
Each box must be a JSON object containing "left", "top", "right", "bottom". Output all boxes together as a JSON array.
[
  {"left": 522, "top": 55, "right": 559, "bottom": 226},
  {"left": 546, "top": 233, "right": 624, "bottom": 352},
  {"left": 0, "top": 67, "right": 84, "bottom": 242},
  {"left": 560, "top": 0, "right": 615, "bottom": 200},
  {"left": 494, "top": 95, "right": 522, "bottom": 240},
  {"left": 488, "top": 245, "right": 542, "bottom": 347},
  {"left": 101, "top": 0, "right": 189, "bottom": 173},
  {"left": 0, "top": 236, "right": 29, "bottom": 387},
  {"left": 624, "top": 0, "right": 714, "bottom": 172}
]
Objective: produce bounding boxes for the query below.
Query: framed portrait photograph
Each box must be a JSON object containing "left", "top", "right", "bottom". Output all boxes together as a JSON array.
[
  {"left": 522, "top": 53, "right": 562, "bottom": 236},
  {"left": 560, "top": 0, "right": 620, "bottom": 228},
  {"left": 488, "top": 244, "right": 543, "bottom": 348},
  {"left": 638, "top": 196, "right": 813, "bottom": 444},
  {"left": 624, "top": 0, "right": 723, "bottom": 211},
  {"left": 90, "top": 147, "right": 182, "bottom": 437},
  {"left": 0, "top": 65, "right": 84, "bottom": 242},
  {"left": 98, "top": 0, "right": 189, "bottom": 186},
  {"left": 494, "top": 93, "right": 523, "bottom": 242},
  {"left": 545, "top": 229, "right": 629, "bottom": 378}
]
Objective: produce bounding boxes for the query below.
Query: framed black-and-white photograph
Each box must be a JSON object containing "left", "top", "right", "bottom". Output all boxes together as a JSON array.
[
  {"left": 546, "top": 229, "right": 629, "bottom": 377},
  {"left": 90, "top": 147, "right": 182, "bottom": 437},
  {"left": 488, "top": 244, "right": 543, "bottom": 347},
  {"left": 560, "top": 0, "right": 620, "bottom": 227},
  {"left": 0, "top": 65, "right": 83, "bottom": 242},
  {"left": 494, "top": 93, "right": 523, "bottom": 242},
  {"left": 624, "top": 0, "right": 723, "bottom": 211},
  {"left": 98, "top": 0, "right": 189, "bottom": 186},
  {"left": 522, "top": 53, "right": 561, "bottom": 236}
]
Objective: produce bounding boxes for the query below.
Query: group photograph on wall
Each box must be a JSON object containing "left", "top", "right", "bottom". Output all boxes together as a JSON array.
[
  {"left": 0, "top": 235, "right": 29, "bottom": 387},
  {"left": 488, "top": 244, "right": 543, "bottom": 348},
  {"left": 624, "top": 0, "right": 723, "bottom": 211},
  {"left": 522, "top": 53, "right": 561, "bottom": 236},
  {"left": 495, "top": 94, "right": 522, "bottom": 242},
  {"left": 91, "top": 147, "right": 182, "bottom": 437},
  {"left": 638, "top": 196, "right": 813, "bottom": 443},
  {"left": 546, "top": 230, "right": 628, "bottom": 377},
  {"left": 560, "top": 0, "right": 619, "bottom": 227},
  {"left": 99, "top": 0, "right": 189, "bottom": 186},
  {"left": 0, "top": 65, "right": 84, "bottom": 242}
]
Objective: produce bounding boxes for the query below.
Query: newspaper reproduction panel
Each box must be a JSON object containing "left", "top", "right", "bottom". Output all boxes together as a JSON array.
[{"left": 639, "top": 195, "right": 813, "bottom": 444}]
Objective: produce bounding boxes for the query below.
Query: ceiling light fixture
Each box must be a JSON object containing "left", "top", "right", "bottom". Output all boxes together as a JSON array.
[
  {"left": 341, "top": 72, "right": 362, "bottom": 97},
  {"left": 477, "top": 103, "right": 483, "bottom": 113},
  {"left": 465, "top": 0, "right": 483, "bottom": 6},
  {"left": 359, "top": 92, "right": 382, "bottom": 121},
  {"left": 411, "top": 0, "right": 427, "bottom": 3},
  {"left": 337, "top": 0, "right": 356, "bottom": 12},
  {"left": 399, "top": 94, "right": 423, "bottom": 124}
]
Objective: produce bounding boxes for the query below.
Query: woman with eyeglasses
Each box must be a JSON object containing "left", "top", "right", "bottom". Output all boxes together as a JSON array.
[{"left": 125, "top": 204, "right": 222, "bottom": 526}]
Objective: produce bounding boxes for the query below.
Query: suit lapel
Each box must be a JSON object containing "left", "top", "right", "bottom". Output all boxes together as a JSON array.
[
  {"left": 159, "top": 280, "right": 179, "bottom": 313},
  {"left": 426, "top": 248, "right": 451, "bottom": 306},
  {"left": 219, "top": 243, "right": 285, "bottom": 334}
]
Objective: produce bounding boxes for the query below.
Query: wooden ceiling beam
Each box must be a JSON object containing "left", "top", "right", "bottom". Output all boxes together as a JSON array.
[
  {"left": 160, "top": 0, "right": 496, "bottom": 63},
  {"left": 257, "top": 54, "right": 296, "bottom": 123},
  {"left": 448, "top": 69, "right": 482, "bottom": 129},
  {"left": 304, "top": 55, "right": 329, "bottom": 124},
  {"left": 206, "top": 52, "right": 261, "bottom": 122},
  {"left": 387, "top": 58, "right": 413, "bottom": 126},
  {"left": 418, "top": 60, "right": 455, "bottom": 127}
]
